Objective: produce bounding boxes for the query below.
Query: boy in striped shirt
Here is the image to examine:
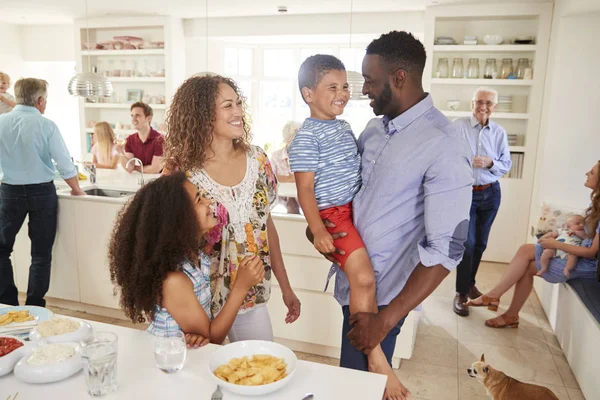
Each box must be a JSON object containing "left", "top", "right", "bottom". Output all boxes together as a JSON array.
[{"left": 288, "top": 55, "right": 406, "bottom": 398}]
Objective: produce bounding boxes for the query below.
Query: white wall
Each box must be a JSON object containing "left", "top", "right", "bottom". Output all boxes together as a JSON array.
[
  {"left": 183, "top": 11, "right": 425, "bottom": 77},
  {"left": 529, "top": 3, "right": 600, "bottom": 222},
  {"left": 0, "top": 23, "right": 24, "bottom": 83},
  {"left": 20, "top": 25, "right": 75, "bottom": 62}
]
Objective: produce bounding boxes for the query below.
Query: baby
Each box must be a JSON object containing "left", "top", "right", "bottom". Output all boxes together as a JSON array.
[
  {"left": 0, "top": 72, "right": 16, "bottom": 114},
  {"left": 537, "top": 214, "right": 586, "bottom": 278}
]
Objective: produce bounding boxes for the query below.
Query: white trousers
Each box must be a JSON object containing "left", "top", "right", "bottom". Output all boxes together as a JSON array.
[{"left": 228, "top": 305, "right": 274, "bottom": 342}]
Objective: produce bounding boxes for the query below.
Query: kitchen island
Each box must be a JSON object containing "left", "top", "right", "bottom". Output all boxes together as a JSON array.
[{"left": 11, "top": 172, "right": 418, "bottom": 368}]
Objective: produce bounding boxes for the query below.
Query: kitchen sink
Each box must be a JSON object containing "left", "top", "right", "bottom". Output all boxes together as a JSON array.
[{"left": 83, "top": 188, "right": 136, "bottom": 198}]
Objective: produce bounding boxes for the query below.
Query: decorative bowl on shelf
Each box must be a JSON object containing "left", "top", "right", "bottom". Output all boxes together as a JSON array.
[
  {"left": 447, "top": 99, "right": 460, "bottom": 111},
  {"left": 483, "top": 35, "right": 504, "bottom": 45},
  {"left": 514, "top": 36, "right": 535, "bottom": 44}
]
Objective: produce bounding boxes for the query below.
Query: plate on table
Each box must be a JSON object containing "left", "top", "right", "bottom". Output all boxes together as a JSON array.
[
  {"left": 208, "top": 340, "right": 297, "bottom": 396},
  {"left": 13, "top": 341, "right": 82, "bottom": 384},
  {"left": 0, "top": 336, "right": 34, "bottom": 377},
  {"left": 0, "top": 306, "right": 53, "bottom": 338},
  {"left": 29, "top": 317, "right": 93, "bottom": 344}
]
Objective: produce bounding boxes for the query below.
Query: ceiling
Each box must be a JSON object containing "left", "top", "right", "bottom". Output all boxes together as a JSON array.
[{"left": 3, "top": 0, "right": 553, "bottom": 25}]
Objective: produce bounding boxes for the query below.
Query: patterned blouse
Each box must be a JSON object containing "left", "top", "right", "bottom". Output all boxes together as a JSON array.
[
  {"left": 147, "top": 253, "right": 212, "bottom": 337},
  {"left": 189, "top": 146, "right": 278, "bottom": 317}
]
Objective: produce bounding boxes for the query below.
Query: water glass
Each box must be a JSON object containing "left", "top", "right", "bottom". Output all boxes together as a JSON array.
[
  {"left": 80, "top": 332, "right": 118, "bottom": 397},
  {"left": 154, "top": 330, "right": 187, "bottom": 373}
]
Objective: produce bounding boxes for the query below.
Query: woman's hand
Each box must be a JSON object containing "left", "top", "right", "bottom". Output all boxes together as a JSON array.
[
  {"left": 236, "top": 255, "right": 265, "bottom": 290},
  {"left": 184, "top": 333, "right": 210, "bottom": 349},
  {"left": 282, "top": 289, "right": 301, "bottom": 324},
  {"left": 539, "top": 237, "right": 560, "bottom": 249}
]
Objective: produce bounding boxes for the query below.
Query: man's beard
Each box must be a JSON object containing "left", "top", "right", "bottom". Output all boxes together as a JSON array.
[{"left": 372, "top": 83, "right": 393, "bottom": 116}]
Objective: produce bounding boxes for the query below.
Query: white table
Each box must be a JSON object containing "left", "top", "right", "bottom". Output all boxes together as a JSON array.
[{"left": 1, "top": 319, "right": 386, "bottom": 399}]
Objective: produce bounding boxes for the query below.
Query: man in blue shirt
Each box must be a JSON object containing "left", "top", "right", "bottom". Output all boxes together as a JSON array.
[
  {"left": 452, "top": 87, "right": 512, "bottom": 317},
  {"left": 312, "top": 31, "right": 473, "bottom": 399},
  {"left": 0, "top": 78, "right": 85, "bottom": 307}
]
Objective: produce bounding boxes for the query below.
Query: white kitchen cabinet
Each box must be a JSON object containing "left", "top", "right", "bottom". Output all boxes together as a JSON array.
[{"left": 70, "top": 200, "right": 123, "bottom": 309}]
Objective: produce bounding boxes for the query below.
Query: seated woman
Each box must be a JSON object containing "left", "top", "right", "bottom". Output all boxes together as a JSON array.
[
  {"left": 467, "top": 161, "right": 600, "bottom": 328},
  {"left": 91, "top": 122, "right": 119, "bottom": 169},
  {"left": 108, "top": 172, "right": 264, "bottom": 346}
]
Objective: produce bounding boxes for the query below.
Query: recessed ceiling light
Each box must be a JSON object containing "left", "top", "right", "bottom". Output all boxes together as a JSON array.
[{"left": 278, "top": 6, "right": 288, "bottom": 13}]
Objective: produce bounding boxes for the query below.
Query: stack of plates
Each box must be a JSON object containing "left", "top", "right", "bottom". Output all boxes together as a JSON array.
[
  {"left": 435, "top": 36, "right": 457, "bottom": 45},
  {"left": 463, "top": 36, "right": 478, "bottom": 45},
  {"left": 496, "top": 96, "right": 513, "bottom": 112},
  {"left": 507, "top": 134, "right": 521, "bottom": 146}
]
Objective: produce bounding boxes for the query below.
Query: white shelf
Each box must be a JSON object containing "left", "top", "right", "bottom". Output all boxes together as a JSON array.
[
  {"left": 442, "top": 110, "right": 529, "bottom": 119},
  {"left": 81, "top": 49, "right": 165, "bottom": 56},
  {"left": 84, "top": 103, "right": 167, "bottom": 109},
  {"left": 107, "top": 77, "right": 166, "bottom": 83},
  {"left": 431, "top": 78, "right": 533, "bottom": 86},
  {"left": 509, "top": 146, "right": 526, "bottom": 152},
  {"left": 433, "top": 45, "right": 537, "bottom": 52}
]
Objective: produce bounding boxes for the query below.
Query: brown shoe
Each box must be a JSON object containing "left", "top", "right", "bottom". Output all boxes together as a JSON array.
[
  {"left": 468, "top": 286, "right": 483, "bottom": 300},
  {"left": 453, "top": 293, "right": 469, "bottom": 317}
]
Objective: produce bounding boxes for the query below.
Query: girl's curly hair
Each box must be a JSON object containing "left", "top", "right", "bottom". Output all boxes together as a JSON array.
[
  {"left": 164, "top": 74, "right": 252, "bottom": 172},
  {"left": 108, "top": 172, "right": 201, "bottom": 323}
]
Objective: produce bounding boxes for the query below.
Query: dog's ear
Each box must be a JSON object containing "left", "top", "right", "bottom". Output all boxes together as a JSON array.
[
  {"left": 483, "top": 366, "right": 489, "bottom": 374},
  {"left": 481, "top": 354, "right": 485, "bottom": 362}
]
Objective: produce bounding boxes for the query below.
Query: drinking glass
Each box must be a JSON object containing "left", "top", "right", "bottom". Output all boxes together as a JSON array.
[
  {"left": 80, "top": 332, "right": 118, "bottom": 397},
  {"left": 154, "top": 330, "right": 186, "bottom": 373}
]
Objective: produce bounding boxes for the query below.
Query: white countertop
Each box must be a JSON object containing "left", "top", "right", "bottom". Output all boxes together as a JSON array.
[{"left": 0, "top": 318, "right": 385, "bottom": 399}]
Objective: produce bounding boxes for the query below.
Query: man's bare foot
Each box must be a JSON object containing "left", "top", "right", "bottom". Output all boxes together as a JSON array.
[
  {"left": 536, "top": 268, "right": 548, "bottom": 277},
  {"left": 369, "top": 348, "right": 411, "bottom": 400}
]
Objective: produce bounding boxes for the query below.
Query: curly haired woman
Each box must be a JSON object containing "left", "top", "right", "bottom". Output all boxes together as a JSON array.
[
  {"left": 467, "top": 161, "right": 600, "bottom": 328},
  {"left": 164, "top": 74, "right": 301, "bottom": 342},
  {"left": 108, "top": 172, "right": 265, "bottom": 346}
]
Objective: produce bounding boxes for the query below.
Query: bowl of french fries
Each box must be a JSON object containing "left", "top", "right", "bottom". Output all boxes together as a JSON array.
[{"left": 208, "top": 340, "right": 297, "bottom": 395}]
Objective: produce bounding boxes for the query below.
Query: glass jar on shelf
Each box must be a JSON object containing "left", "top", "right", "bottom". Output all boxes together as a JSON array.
[
  {"left": 451, "top": 58, "right": 464, "bottom": 79},
  {"left": 483, "top": 58, "right": 498, "bottom": 79},
  {"left": 516, "top": 58, "right": 530, "bottom": 79},
  {"left": 467, "top": 58, "right": 480, "bottom": 79},
  {"left": 499, "top": 58, "right": 514, "bottom": 79},
  {"left": 436, "top": 58, "right": 449, "bottom": 78},
  {"left": 106, "top": 60, "right": 114, "bottom": 77}
]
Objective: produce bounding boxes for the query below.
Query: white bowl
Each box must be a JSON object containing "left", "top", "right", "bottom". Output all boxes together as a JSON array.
[
  {"left": 13, "top": 342, "right": 82, "bottom": 384},
  {"left": 483, "top": 35, "right": 504, "bottom": 45},
  {"left": 0, "top": 336, "right": 33, "bottom": 376},
  {"left": 208, "top": 340, "right": 297, "bottom": 396},
  {"left": 447, "top": 100, "right": 461, "bottom": 111},
  {"left": 29, "top": 319, "right": 93, "bottom": 344}
]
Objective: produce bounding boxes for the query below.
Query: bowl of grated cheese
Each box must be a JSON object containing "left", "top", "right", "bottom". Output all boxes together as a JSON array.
[
  {"left": 13, "top": 342, "right": 82, "bottom": 384},
  {"left": 29, "top": 317, "right": 93, "bottom": 344}
]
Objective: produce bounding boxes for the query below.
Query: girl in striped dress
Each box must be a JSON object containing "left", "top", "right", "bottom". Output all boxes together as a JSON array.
[{"left": 108, "top": 172, "right": 264, "bottom": 347}]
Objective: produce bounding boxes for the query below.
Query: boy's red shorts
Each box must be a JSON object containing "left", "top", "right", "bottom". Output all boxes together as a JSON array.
[{"left": 318, "top": 202, "right": 365, "bottom": 269}]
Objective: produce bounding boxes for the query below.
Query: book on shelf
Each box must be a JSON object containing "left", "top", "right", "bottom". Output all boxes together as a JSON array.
[{"left": 505, "top": 152, "right": 524, "bottom": 179}]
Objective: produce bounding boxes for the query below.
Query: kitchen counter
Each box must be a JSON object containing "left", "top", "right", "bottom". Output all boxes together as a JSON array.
[
  {"left": 0, "top": 315, "right": 386, "bottom": 400},
  {"left": 12, "top": 170, "right": 418, "bottom": 369}
]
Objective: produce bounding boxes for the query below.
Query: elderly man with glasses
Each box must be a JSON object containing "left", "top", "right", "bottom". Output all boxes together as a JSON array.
[{"left": 453, "top": 87, "right": 512, "bottom": 317}]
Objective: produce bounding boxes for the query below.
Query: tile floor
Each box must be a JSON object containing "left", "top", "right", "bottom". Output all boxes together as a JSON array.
[{"left": 47, "top": 262, "right": 586, "bottom": 400}]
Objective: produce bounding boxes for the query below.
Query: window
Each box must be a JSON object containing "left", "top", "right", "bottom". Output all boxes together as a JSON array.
[{"left": 224, "top": 44, "right": 371, "bottom": 150}]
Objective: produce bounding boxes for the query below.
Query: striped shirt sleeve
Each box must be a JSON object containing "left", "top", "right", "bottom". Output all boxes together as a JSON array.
[{"left": 287, "top": 129, "right": 319, "bottom": 173}]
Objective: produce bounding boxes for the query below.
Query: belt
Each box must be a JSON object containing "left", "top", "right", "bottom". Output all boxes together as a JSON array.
[{"left": 473, "top": 184, "right": 492, "bottom": 192}]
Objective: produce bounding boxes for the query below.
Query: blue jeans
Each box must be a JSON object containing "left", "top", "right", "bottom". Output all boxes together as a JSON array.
[
  {"left": 456, "top": 181, "right": 501, "bottom": 294},
  {"left": 340, "top": 305, "right": 406, "bottom": 370},
  {"left": 0, "top": 182, "right": 58, "bottom": 306}
]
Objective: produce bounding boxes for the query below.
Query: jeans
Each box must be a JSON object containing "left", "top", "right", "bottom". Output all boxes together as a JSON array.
[
  {"left": 456, "top": 181, "right": 501, "bottom": 295},
  {"left": 340, "top": 305, "right": 406, "bottom": 371},
  {"left": 0, "top": 182, "right": 58, "bottom": 306}
]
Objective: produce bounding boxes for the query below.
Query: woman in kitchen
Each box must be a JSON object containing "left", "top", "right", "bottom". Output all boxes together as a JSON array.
[{"left": 163, "top": 74, "right": 301, "bottom": 342}]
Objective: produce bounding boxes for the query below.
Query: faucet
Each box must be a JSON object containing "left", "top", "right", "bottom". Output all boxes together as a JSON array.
[
  {"left": 84, "top": 163, "right": 97, "bottom": 184},
  {"left": 126, "top": 157, "right": 145, "bottom": 186}
]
